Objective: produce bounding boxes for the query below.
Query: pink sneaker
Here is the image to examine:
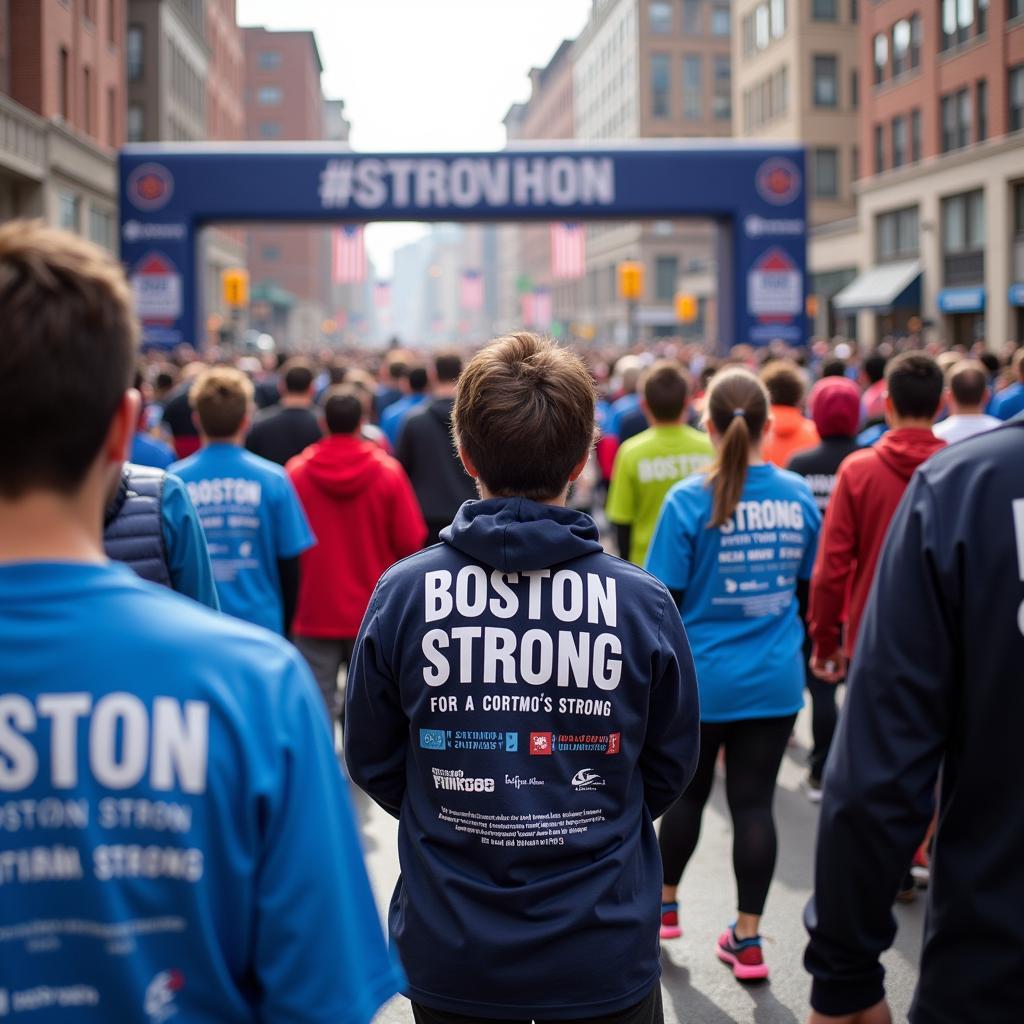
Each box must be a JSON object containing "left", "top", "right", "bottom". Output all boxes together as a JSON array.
[
  {"left": 659, "top": 902, "right": 682, "bottom": 940},
  {"left": 716, "top": 925, "right": 769, "bottom": 981}
]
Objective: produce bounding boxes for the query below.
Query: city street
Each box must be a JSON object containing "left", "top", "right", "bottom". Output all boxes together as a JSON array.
[{"left": 352, "top": 706, "right": 924, "bottom": 1024}]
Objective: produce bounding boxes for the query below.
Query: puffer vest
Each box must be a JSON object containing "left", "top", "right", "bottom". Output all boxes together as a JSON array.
[{"left": 103, "top": 464, "right": 171, "bottom": 587}]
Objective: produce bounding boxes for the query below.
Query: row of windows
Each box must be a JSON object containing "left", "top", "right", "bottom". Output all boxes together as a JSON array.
[
  {"left": 810, "top": 146, "right": 858, "bottom": 199},
  {"left": 873, "top": 111, "right": 922, "bottom": 174},
  {"left": 649, "top": 0, "right": 730, "bottom": 37},
  {"left": 873, "top": 16, "right": 921, "bottom": 85},
  {"left": 876, "top": 192, "right": 986, "bottom": 260},
  {"left": 650, "top": 53, "right": 730, "bottom": 121},
  {"left": 811, "top": 55, "right": 858, "bottom": 111},
  {"left": 740, "top": 0, "right": 785, "bottom": 56},
  {"left": 742, "top": 66, "right": 788, "bottom": 133},
  {"left": 168, "top": 38, "right": 205, "bottom": 119},
  {"left": 57, "top": 47, "right": 118, "bottom": 147},
  {"left": 57, "top": 190, "right": 116, "bottom": 252}
]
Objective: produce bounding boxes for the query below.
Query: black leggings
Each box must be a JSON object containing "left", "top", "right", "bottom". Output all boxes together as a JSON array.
[{"left": 659, "top": 714, "right": 796, "bottom": 917}]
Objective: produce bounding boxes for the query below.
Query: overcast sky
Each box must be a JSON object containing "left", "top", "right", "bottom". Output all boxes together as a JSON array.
[{"left": 236, "top": 0, "right": 592, "bottom": 273}]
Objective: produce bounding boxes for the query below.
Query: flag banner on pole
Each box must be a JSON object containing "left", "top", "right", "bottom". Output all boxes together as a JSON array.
[
  {"left": 459, "top": 269, "right": 484, "bottom": 311},
  {"left": 374, "top": 280, "right": 391, "bottom": 307},
  {"left": 332, "top": 225, "right": 366, "bottom": 283},
  {"left": 550, "top": 222, "right": 586, "bottom": 279},
  {"left": 532, "top": 287, "right": 553, "bottom": 330}
]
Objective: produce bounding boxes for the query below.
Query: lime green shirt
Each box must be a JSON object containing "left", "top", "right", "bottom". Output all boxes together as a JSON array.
[{"left": 606, "top": 424, "right": 714, "bottom": 566}]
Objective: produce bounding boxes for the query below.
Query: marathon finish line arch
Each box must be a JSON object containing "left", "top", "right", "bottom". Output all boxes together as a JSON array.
[{"left": 118, "top": 142, "right": 808, "bottom": 350}]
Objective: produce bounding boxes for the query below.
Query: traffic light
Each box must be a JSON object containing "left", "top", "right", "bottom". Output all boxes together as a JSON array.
[
  {"left": 222, "top": 268, "right": 249, "bottom": 308},
  {"left": 674, "top": 293, "right": 698, "bottom": 324},
  {"left": 618, "top": 261, "right": 644, "bottom": 301}
]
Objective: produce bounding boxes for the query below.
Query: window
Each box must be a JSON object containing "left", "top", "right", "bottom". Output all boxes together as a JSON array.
[
  {"left": 713, "top": 55, "right": 731, "bottom": 120},
  {"left": 1012, "top": 66, "right": 1024, "bottom": 132},
  {"left": 976, "top": 79, "right": 987, "bottom": 141},
  {"left": 58, "top": 191, "right": 80, "bottom": 232},
  {"left": 873, "top": 33, "right": 887, "bottom": 85},
  {"left": 874, "top": 123, "right": 885, "bottom": 173},
  {"left": 876, "top": 206, "right": 920, "bottom": 261},
  {"left": 909, "top": 15, "right": 921, "bottom": 68},
  {"left": 813, "top": 55, "right": 838, "bottom": 107},
  {"left": 651, "top": 54, "right": 670, "bottom": 117},
  {"left": 650, "top": 1, "right": 673, "bottom": 33},
  {"left": 942, "top": 189, "right": 985, "bottom": 287},
  {"left": 259, "top": 120, "right": 282, "bottom": 138},
  {"left": 655, "top": 256, "right": 679, "bottom": 301},
  {"left": 813, "top": 148, "right": 839, "bottom": 197},
  {"left": 84, "top": 0, "right": 95, "bottom": 22},
  {"left": 943, "top": 0, "right": 979, "bottom": 48},
  {"left": 257, "top": 85, "right": 282, "bottom": 106},
  {"left": 941, "top": 88, "right": 971, "bottom": 152},
  {"left": 770, "top": 0, "right": 786, "bottom": 38},
  {"left": 127, "top": 103, "right": 143, "bottom": 142},
  {"left": 813, "top": 0, "right": 837, "bottom": 20},
  {"left": 851, "top": 68, "right": 859, "bottom": 108},
  {"left": 850, "top": 0, "right": 858, "bottom": 21},
  {"left": 1012, "top": 0, "right": 1024, "bottom": 18},
  {"left": 683, "top": 55, "right": 702, "bottom": 119},
  {"left": 978, "top": 0, "right": 988, "bottom": 34},
  {"left": 107, "top": 86, "right": 116, "bottom": 148},
  {"left": 911, "top": 108, "right": 921, "bottom": 161},
  {"left": 58, "top": 47, "right": 69, "bottom": 119},
  {"left": 107, "top": 0, "right": 116, "bottom": 45},
  {"left": 892, "top": 20, "right": 911, "bottom": 76},
  {"left": 891, "top": 116, "right": 907, "bottom": 168},
  {"left": 259, "top": 50, "right": 282, "bottom": 70},
  {"left": 683, "top": 0, "right": 702, "bottom": 33},
  {"left": 852, "top": 144, "right": 860, "bottom": 181},
  {"left": 127, "top": 26, "right": 143, "bottom": 81},
  {"left": 88, "top": 206, "right": 114, "bottom": 251},
  {"left": 711, "top": 4, "right": 730, "bottom": 34},
  {"left": 83, "top": 67, "right": 93, "bottom": 136},
  {"left": 755, "top": 4, "right": 770, "bottom": 47},
  {"left": 1015, "top": 183, "right": 1024, "bottom": 237},
  {"left": 261, "top": 246, "right": 281, "bottom": 262}
]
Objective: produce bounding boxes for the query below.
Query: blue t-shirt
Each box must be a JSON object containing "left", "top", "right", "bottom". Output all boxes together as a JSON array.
[
  {"left": 0, "top": 561, "right": 402, "bottom": 1023},
  {"left": 991, "top": 381, "right": 1024, "bottom": 421},
  {"left": 131, "top": 432, "right": 175, "bottom": 470},
  {"left": 646, "top": 464, "right": 821, "bottom": 722},
  {"left": 160, "top": 472, "right": 220, "bottom": 610},
  {"left": 171, "top": 444, "right": 315, "bottom": 634},
  {"left": 381, "top": 393, "right": 427, "bottom": 446}
]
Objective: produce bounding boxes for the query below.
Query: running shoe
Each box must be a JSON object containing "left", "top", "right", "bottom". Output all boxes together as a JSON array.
[
  {"left": 659, "top": 902, "right": 682, "bottom": 940},
  {"left": 803, "top": 774, "right": 823, "bottom": 803},
  {"left": 911, "top": 844, "right": 930, "bottom": 888},
  {"left": 716, "top": 925, "right": 769, "bottom": 981}
]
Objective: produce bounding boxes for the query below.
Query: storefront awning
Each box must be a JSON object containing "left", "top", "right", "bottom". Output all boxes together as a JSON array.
[
  {"left": 937, "top": 287, "right": 985, "bottom": 314},
  {"left": 1009, "top": 284, "right": 1024, "bottom": 307},
  {"left": 832, "top": 260, "right": 921, "bottom": 312}
]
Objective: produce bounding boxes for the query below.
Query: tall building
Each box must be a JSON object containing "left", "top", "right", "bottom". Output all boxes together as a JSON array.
[
  {"left": 243, "top": 26, "right": 330, "bottom": 349},
  {"left": 324, "top": 97, "right": 351, "bottom": 143},
  {"left": 0, "top": 0, "right": 125, "bottom": 249},
  {"left": 832, "top": 0, "right": 1024, "bottom": 347},
  {"left": 572, "top": 0, "right": 733, "bottom": 343}
]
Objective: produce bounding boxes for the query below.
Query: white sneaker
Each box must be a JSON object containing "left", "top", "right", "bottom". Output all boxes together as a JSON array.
[{"left": 803, "top": 775, "right": 823, "bottom": 803}]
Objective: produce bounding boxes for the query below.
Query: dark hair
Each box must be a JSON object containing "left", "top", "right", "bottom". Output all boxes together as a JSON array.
[
  {"left": 387, "top": 357, "right": 409, "bottom": 382},
  {"left": 947, "top": 360, "right": 988, "bottom": 407},
  {"left": 408, "top": 366, "right": 429, "bottom": 393},
  {"left": 323, "top": 386, "right": 364, "bottom": 435},
  {"left": 820, "top": 357, "right": 847, "bottom": 378},
  {"left": 0, "top": 220, "right": 138, "bottom": 498},
  {"left": 760, "top": 360, "right": 805, "bottom": 408},
  {"left": 435, "top": 350, "right": 463, "bottom": 384},
  {"left": 328, "top": 358, "right": 347, "bottom": 385},
  {"left": 642, "top": 361, "right": 690, "bottom": 422},
  {"left": 453, "top": 333, "right": 596, "bottom": 502},
  {"left": 885, "top": 352, "right": 943, "bottom": 420},
  {"left": 864, "top": 352, "right": 888, "bottom": 384},
  {"left": 190, "top": 367, "right": 253, "bottom": 438},
  {"left": 978, "top": 351, "right": 1000, "bottom": 377},
  {"left": 704, "top": 368, "right": 769, "bottom": 529},
  {"left": 282, "top": 357, "right": 315, "bottom": 395}
]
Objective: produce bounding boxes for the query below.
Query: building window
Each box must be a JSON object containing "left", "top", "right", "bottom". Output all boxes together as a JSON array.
[
  {"left": 711, "top": 4, "right": 730, "bottom": 35},
  {"left": 107, "top": 0, "right": 117, "bottom": 45},
  {"left": 891, "top": 116, "right": 907, "bottom": 168},
  {"left": 650, "top": 1, "right": 673, "bottom": 33},
  {"left": 850, "top": 0, "right": 858, "bottom": 21},
  {"left": 1012, "top": 0, "right": 1024, "bottom": 18},
  {"left": 812, "top": 148, "right": 839, "bottom": 197},
  {"left": 976, "top": 79, "right": 987, "bottom": 141},
  {"left": 1011, "top": 66, "right": 1024, "bottom": 132},
  {"left": 873, "top": 33, "right": 887, "bottom": 85},
  {"left": 892, "top": 20, "right": 911, "bottom": 76},
  {"left": 258, "top": 50, "right": 281, "bottom": 70},
  {"left": 655, "top": 256, "right": 679, "bottom": 301},
  {"left": 257, "top": 85, "right": 282, "bottom": 106},
  {"left": 813, "top": 55, "right": 838, "bottom": 107},
  {"left": 261, "top": 246, "right": 281, "bottom": 262},
  {"left": 941, "top": 88, "right": 971, "bottom": 152},
  {"left": 127, "top": 104, "right": 143, "bottom": 142},
  {"left": 812, "top": 0, "right": 837, "bottom": 20},
  {"left": 84, "top": 0, "right": 95, "bottom": 22},
  {"left": 909, "top": 15, "right": 921, "bottom": 68},
  {"left": 88, "top": 206, "right": 114, "bottom": 251},
  {"left": 713, "top": 55, "right": 731, "bottom": 120},
  {"left": 850, "top": 68, "right": 858, "bottom": 108},
  {"left": 651, "top": 54, "right": 670, "bottom": 117},
  {"left": 876, "top": 206, "right": 920, "bottom": 262},
  {"left": 58, "top": 47, "right": 69, "bottom": 120},
  {"left": 942, "top": 190, "right": 985, "bottom": 284},
  {"left": 755, "top": 4, "right": 770, "bottom": 47},
  {"left": 942, "top": 0, "right": 981, "bottom": 49},
  {"left": 683, "top": 55, "right": 702, "bottom": 119},
  {"left": 107, "top": 86, "right": 116, "bottom": 147},
  {"left": 874, "top": 123, "right": 885, "bottom": 173},
  {"left": 682, "top": 0, "right": 702, "bottom": 33},
  {"left": 127, "top": 26, "right": 143, "bottom": 81},
  {"left": 58, "top": 191, "right": 80, "bottom": 232},
  {"left": 770, "top": 0, "right": 786, "bottom": 37},
  {"left": 1015, "top": 183, "right": 1024, "bottom": 237},
  {"left": 852, "top": 144, "right": 859, "bottom": 181},
  {"left": 259, "top": 120, "right": 282, "bottom": 138},
  {"left": 911, "top": 108, "right": 921, "bottom": 161},
  {"left": 83, "top": 67, "right": 93, "bottom": 136},
  {"left": 978, "top": 0, "right": 989, "bottom": 33}
]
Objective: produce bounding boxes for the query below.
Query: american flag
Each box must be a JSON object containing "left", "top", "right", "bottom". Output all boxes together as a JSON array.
[
  {"left": 373, "top": 280, "right": 391, "bottom": 308},
  {"left": 532, "top": 288, "right": 553, "bottom": 330},
  {"left": 550, "top": 222, "right": 586, "bottom": 280},
  {"left": 332, "top": 225, "right": 366, "bottom": 283},
  {"left": 459, "top": 269, "right": 484, "bottom": 311}
]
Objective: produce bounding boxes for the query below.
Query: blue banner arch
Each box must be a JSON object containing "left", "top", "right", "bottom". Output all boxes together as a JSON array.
[{"left": 118, "top": 141, "right": 807, "bottom": 350}]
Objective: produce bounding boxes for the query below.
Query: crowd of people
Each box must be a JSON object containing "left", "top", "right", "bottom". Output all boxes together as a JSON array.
[{"left": 2, "top": 219, "right": 1023, "bottom": 1024}]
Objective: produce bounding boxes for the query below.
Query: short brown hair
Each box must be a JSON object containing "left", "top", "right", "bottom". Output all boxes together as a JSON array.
[
  {"left": 760, "top": 360, "right": 805, "bottom": 408},
  {"left": 643, "top": 361, "right": 690, "bottom": 422},
  {"left": 435, "top": 350, "right": 463, "bottom": 384},
  {"left": 0, "top": 220, "right": 138, "bottom": 498},
  {"left": 453, "top": 333, "right": 596, "bottom": 502},
  {"left": 189, "top": 367, "right": 253, "bottom": 438},
  {"left": 323, "top": 385, "right": 364, "bottom": 435},
  {"left": 282, "top": 357, "right": 315, "bottom": 395}
]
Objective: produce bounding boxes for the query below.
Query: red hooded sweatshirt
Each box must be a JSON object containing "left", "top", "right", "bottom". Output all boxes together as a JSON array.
[
  {"left": 808, "top": 428, "right": 946, "bottom": 662},
  {"left": 287, "top": 434, "right": 427, "bottom": 638}
]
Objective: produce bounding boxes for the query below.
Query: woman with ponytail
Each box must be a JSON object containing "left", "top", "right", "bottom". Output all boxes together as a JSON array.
[{"left": 645, "top": 366, "right": 821, "bottom": 981}]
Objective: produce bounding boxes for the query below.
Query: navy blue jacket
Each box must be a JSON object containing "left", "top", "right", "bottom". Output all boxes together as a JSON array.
[
  {"left": 346, "top": 498, "right": 699, "bottom": 1020},
  {"left": 805, "top": 421, "right": 1024, "bottom": 1022}
]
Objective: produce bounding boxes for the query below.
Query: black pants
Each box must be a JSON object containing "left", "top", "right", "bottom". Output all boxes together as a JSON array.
[
  {"left": 659, "top": 714, "right": 796, "bottom": 916},
  {"left": 411, "top": 985, "right": 663, "bottom": 1024},
  {"left": 806, "top": 672, "right": 841, "bottom": 780}
]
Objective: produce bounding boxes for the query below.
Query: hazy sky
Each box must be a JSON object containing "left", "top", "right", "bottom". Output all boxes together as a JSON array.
[{"left": 236, "top": 0, "right": 593, "bottom": 273}]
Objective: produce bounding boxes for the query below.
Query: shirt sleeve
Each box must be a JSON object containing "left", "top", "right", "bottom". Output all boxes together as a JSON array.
[
  {"left": 255, "top": 651, "right": 404, "bottom": 1023},
  {"left": 604, "top": 445, "right": 636, "bottom": 526},
  {"left": 799, "top": 488, "right": 823, "bottom": 581},
  {"left": 161, "top": 472, "right": 220, "bottom": 611},
  {"left": 644, "top": 484, "right": 696, "bottom": 594},
  {"left": 272, "top": 471, "right": 316, "bottom": 560}
]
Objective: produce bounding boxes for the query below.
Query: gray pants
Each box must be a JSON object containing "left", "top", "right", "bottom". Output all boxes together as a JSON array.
[{"left": 293, "top": 635, "right": 355, "bottom": 723}]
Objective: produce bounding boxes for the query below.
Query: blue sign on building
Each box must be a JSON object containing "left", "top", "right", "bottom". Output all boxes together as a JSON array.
[{"left": 119, "top": 142, "right": 808, "bottom": 351}]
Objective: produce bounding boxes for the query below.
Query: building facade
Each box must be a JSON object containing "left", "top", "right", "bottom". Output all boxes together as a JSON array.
[{"left": 0, "top": 0, "right": 124, "bottom": 250}]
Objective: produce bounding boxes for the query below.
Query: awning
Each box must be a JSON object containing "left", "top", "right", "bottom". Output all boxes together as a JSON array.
[
  {"left": 832, "top": 260, "right": 921, "bottom": 312},
  {"left": 937, "top": 286, "right": 985, "bottom": 314},
  {"left": 1009, "top": 284, "right": 1024, "bottom": 307}
]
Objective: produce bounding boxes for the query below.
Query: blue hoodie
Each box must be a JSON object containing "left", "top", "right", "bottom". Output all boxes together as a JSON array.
[{"left": 345, "top": 498, "right": 699, "bottom": 1021}]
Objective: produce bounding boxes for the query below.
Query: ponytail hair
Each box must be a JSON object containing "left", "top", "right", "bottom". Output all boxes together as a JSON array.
[{"left": 704, "top": 367, "right": 769, "bottom": 528}]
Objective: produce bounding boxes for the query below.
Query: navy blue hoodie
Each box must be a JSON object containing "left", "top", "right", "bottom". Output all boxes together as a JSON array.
[{"left": 345, "top": 498, "right": 699, "bottom": 1021}]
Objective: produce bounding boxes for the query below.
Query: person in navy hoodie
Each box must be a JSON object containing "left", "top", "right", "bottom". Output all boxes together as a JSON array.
[
  {"left": 345, "top": 332, "right": 700, "bottom": 1024},
  {"left": 0, "top": 221, "right": 402, "bottom": 1023}
]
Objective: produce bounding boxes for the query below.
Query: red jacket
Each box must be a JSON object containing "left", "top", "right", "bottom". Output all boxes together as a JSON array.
[
  {"left": 287, "top": 435, "right": 426, "bottom": 638},
  {"left": 808, "top": 428, "right": 946, "bottom": 661}
]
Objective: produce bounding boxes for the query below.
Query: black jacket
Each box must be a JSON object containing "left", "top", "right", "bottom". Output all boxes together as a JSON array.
[
  {"left": 804, "top": 420, "right": 1024, "bottom": 1022},
  {"left": 245, "top": 405, "right": 322, "bottom": 466},
  {"left": 787, "top": 437, "right": 860, "bottom": 512},
  {"left": 103, "top": 464, "right": 170, "bottom": 587},
  {"left": 396, "top": 397, "right": 476, "bottom": 526}
]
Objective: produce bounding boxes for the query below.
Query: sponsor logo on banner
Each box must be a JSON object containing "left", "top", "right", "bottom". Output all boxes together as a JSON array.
[
  {"left": 123, "top": 220, "right": 187, "bottom": 243},
  {"left": 144, "top": 970, "right": 184, "bottom": 1022},
  {"left": 747, "top": 248, "right": 802, "bottom": 320},
  {"left": 571, "top": 768, "right": 606, "bottom": 791},
  {"left": 127, "top": 163, "right": 175, "bottom": 212},
  {"left": 504, "top": 731, "right": 519, "bottom": 752},
  {"left": 530, "top": 732, "right": 553, "bottom": 755},
  {"left": 419, "top": 728, "right": 447, "bottom": 751},
  {"left": 131, "top": 252, "right": 183, "bottom": 321},
  {"left": 743, "top": 215, "right": 805, "bottom": 238},
  {"left": 755, "top": 158, "right": 801, "bottom": 206}
]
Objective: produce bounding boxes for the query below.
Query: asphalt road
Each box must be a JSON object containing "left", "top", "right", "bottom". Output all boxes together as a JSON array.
[{"left": 352, "top": 705, "right": 924, "bottom": 1024}]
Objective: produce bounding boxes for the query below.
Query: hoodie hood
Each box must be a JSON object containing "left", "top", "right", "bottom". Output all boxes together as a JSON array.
[
  {"left": 428, "top": 396, "right": 455, "bottom": 428},
  {"left": 874, "top": 428, "right": 946, "bottom": 481},
  {"left": 290, "top": 435, "right": 386, "bottom": 497},
  {"left": 770, "top": 404, "right": 814, "bottom": 438},
  {"left": 441, "top": 497, "right": 603, "bottom": 572},
  {"left": 809, "top": 377, "right": 861, "bottom": 438}
]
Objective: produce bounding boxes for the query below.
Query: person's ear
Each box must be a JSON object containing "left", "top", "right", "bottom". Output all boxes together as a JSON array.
[
  {"left": 883, "top": 393, "right": 894, "bottom": 421},
  {"left": 105, "top": 389, "right": 141, "bottom": 465},
  {"left": 458, "top": 448, "right": 479, "bottom": 480},
  {"left": 568, "top": 453, "right": 589, "bottom": 483},
  {"left": 191, "top": 410, "right": 202, "bottom": 434}
]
